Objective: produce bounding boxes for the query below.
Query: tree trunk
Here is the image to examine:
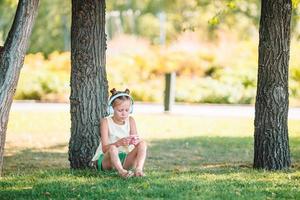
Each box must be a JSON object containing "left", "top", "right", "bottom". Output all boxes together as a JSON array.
[
  {"left": 69, "top": 0, "right": 108, "bottom": 168},
  {"left": 253, "top": 0, "right": 292, "bottom": 170},
  {"left": 0, "top": 0, "right": 39, "bottom": 175}
]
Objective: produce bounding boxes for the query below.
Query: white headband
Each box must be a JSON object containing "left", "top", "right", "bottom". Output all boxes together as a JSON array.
[{"left": 108, "top": 93, "right": 133, "bottom": 106}]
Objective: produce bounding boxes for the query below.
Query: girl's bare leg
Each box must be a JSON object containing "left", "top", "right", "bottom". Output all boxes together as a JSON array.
[
  {"left": 102, "top": 145, "right": 127, "bottom": 174},
  {"left": 123, "top": 141, "right": 147, "bottom": 175},
  {"left": 123, "top": 147, "right": 138, "bottom": 169},
  {"left": 135, "top": 141, "right": 147, "bottom": 172},
  {"left": 101, "top": 152, "right": 112, "bottom": 170}
]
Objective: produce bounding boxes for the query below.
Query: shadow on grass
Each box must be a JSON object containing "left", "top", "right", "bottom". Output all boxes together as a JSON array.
[
  {"left": 147, "top": 136, "right": 300, "bottom": 170},
  {"left": 4, "top": 136, "right": 300, "bottom": 175},
  {"left": 3, "top": 143, "right": 69, "bottom": 176},
  {"left": 147, "top": 137, "right": 254, "bottom": 171},
  {"left": 2, "top": 137, "right": 300, "bottom": 199}
]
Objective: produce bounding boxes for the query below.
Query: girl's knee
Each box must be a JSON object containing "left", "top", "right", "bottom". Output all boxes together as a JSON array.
[
  {"left": 108, "top": 145, "right": 118, "bottom": 154},
  {"left": 138, "top": 140, "right": 147, "bottom": 150}
]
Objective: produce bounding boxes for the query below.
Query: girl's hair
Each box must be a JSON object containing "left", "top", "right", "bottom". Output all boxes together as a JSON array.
[{"left": 110, "top": 88, "right": 131, "bottom": 107}]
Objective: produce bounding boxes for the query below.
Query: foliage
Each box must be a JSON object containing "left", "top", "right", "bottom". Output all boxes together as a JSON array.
[
  {"left": 176, "top": 76, "right": 256, "bottom": 104},
  {"left": 0, "top": 0, "right": 16, "bottom": 45},
  {"left": 1, "top": 0, "right": 300, "bottom": 54},
  {"left": 28, "top": 0, "right": 71, "bottom": 54},
  {"left": 15, "top": 32, "right": 300, "bottom": 104},
  {"left": 1, "top": 0, "right": 300, "bottom": 56},
  {"left": 15, "top": 52, "right": 70, "bottom": 102},
  {"left": 0, "top": 0, "right": 70, "bottom": 54},
  {"left": 293, "top": 0, "right": 300, "bottom": 8}
]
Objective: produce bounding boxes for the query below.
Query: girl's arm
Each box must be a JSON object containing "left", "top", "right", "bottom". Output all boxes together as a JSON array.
[
  {"left": 100, "top": 118, "right": 130, "bottom": 153},
  {"left": 129, "top": 116, "right": 138, "bottom": 136},
  {"left": 129, "top": 116, "right": 141, "bottom": 146}
]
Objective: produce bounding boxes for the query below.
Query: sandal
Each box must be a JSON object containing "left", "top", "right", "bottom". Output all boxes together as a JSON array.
[
  {"left": 119, "top": 170, "right": 134, "bottom": 179},
  {"left": 89, "top": 161, "right": 98, "bottom": 170},
  {"left": 134, "top": 169, "right": 146, "bottom": 177}
]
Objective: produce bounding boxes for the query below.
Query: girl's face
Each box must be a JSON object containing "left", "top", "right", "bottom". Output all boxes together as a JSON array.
[{"left": 113, "top": 100, "right": 131, "bottom": 121}]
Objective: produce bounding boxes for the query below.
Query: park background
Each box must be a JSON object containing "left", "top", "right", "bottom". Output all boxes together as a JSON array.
[
  {"left": 1, "top": 0, "right": 300, "bottom": 105},
  {"left": 1, "top": 0, "right": 300, "bottom": 199}
]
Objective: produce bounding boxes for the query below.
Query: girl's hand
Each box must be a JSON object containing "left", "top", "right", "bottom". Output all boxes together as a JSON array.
[
  {"left": 131, "top": 138, "right": 140, "bottom": 146},
  {"left": 129, "top": 135, "right": 140, "bottom": 146},
  {"left": 115, "top": 137, "right": 131, "bottom": 147}
]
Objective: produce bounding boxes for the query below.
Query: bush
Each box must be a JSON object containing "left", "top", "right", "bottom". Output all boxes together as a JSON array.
[
  {"left": 14, "top": 34, "right": 300, "bottom": 105},
  {"left": 15, "top": 52, "right": 69, "bottom": 102},
  {"left": 176, "top": 77, "right": 256, "bottom": 104}
]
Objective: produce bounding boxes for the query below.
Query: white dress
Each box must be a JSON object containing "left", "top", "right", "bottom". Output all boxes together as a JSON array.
[{"left": 91, "top": 116, "right": 134, "bottom": 161}]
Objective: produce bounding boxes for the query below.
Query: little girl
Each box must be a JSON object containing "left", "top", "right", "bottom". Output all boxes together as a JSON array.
[{"left": 91, "top": 88, "right": 147, "bottom": 178}]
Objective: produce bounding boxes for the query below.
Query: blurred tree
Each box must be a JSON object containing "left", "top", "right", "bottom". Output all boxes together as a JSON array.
[
  {"left": 254, "top": 0, "right": 292, "bottom": 170},
  {"left": 0, "top": 0, "right": 17, "bottom": 45},
  {"left": 3, "top": 0, "right": 298, "bottom": 53},
  {"left": 68, "top": 0, "right": 108, "bottom": 168},
  {"left": 0, "top": 0, "right": 70, "bottom": 55},
  {"left": 28, "top": 0, "right": 71, "bottom": 55},
  {"left": 0, "top": 0, "right": 39, "bottom": 176},
  {"left": 105, "top": 0, "right": 262, "bottom": 42}
]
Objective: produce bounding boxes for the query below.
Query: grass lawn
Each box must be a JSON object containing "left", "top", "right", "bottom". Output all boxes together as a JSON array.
[{"left": 1, "top": 110, "right": 300, "bottom": 199}]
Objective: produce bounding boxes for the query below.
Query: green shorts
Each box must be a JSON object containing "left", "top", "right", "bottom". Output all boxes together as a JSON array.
[{"left": 97, "top": 152, "right": 127, "bottom": 171}]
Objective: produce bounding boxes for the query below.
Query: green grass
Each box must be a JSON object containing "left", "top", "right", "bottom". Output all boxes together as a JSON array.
[{"left": 1, "top": 110, "right": 300, "bottom": 199}]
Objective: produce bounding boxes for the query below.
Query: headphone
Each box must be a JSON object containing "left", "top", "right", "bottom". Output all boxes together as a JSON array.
[{"left": 107, "top": 93, "right": 134, "bottom": 115}]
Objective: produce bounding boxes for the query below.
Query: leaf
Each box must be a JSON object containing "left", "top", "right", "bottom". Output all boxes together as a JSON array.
[
  {"left": 208, "top": 16, "right": 220, "bottom": 26},
  {"left": 227, "top": 1, "right": 236, "bottom": 10},
  {"left": 292, "top": 0, "right": 300, "bottom": 8}
]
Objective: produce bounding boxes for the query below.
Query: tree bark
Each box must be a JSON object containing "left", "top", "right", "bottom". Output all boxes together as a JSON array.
[
  {"left": 69, "top": 0, "right": 108, "bottom": 168},
  {"left": 254, "top": 0, "right": 292, "bottom": 170},
  {"left": 0, "top": 0, "right": 39, "bottom": 175}
]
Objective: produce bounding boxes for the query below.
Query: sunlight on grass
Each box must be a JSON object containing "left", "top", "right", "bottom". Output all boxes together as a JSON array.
[
  {"left": 6, "top": 111, "right": 300, "bottom": 146},
  {"left": 2, "top": 168, "right": 299, "bottom": 199},
  {"left": 2, "top": 110, "right": 300, "bottom": 199}
]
